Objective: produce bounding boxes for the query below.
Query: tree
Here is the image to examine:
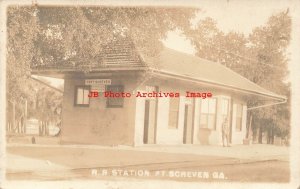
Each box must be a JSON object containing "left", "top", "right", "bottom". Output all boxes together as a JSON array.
[
  {"left": 6, "top": 6, "right": 40, "bottom": 132},
  {"left": 248, "top": 10, "right": 291, "bottom": 143},
  {"left": 188, "top": 11, "right": 291, "bottom": 144},
  {"left": 34, "top": 87, "right": 62, "bottom": 136},
  {"left": 6, "top": 6, "right": 198, "bottom": 133},
  {"left": 31, "top": 7, "right": 197, "bottom": 69},
  {"left": 186, "top": 17, "right": 249, "bottom": 74}
]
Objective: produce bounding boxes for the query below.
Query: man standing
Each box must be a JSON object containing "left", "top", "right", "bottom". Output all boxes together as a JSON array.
[{"left": 222, "top": 117, "right": 230, "bottom": 147}]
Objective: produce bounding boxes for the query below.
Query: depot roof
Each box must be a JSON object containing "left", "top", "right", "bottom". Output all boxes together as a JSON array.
[
  {"left": 31, "top": 38, "right": 286, "bottom": 101},
  {"left": 143, "top": 47, "right": 286, "bottom": 101}
]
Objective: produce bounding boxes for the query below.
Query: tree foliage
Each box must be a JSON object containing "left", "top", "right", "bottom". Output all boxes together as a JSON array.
[
  {"left": 6, "top": 6, "right": 197, "bottom": 129},
  {"left": 247, "top": 10, "right": 291, "bottom": 141},
  {"left": 7, "top": 6, "right": 39, "bottom": 102},
  {"left": 32, "top": 7, "right": 197, "bottom": 68},
  {"left": 188, "top": 10, "right": 291, "bottom": 141},
  {"left": 7, "top": 6, "right": 291, "bottom": 142}
]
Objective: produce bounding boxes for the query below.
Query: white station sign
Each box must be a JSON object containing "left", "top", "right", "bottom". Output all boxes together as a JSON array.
[{"left": 85, "top": 79, "right": 111, "bottom": 85}]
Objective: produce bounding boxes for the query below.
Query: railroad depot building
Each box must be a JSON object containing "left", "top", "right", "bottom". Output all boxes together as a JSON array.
[{"left": 32, "top": 39, "right": 286, "bottom": 146}]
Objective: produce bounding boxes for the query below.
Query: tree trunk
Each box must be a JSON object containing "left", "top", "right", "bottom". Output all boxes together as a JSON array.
[
  {"left": 42, "top": 121, "right": 45, "bottom": 135},
  {"left": 45, "top": 122, "right": 49, "bottom": 136},
  {"left": 43, "top": 121, "right": 46, "bottom": 136},
  {"left": 24, "top": 99, "right": 27, "bottom": 134},
  {"left": 20, "top": 117, "right": 25, "bottom": 134},
  {"left": 258, "top": 125, "right": 263, "bottom": 144},
  {"left": 270, "top": 126, "right": 275, "bottom": 144},
  {"left": 17, "top": 121, "right": 20, "bottom": 133},
  {"left": 252, "top": 126, "right": 257, "bottom": 143},
  {"left": 12, "top": 101, "right": 16, "bottom": 133},
  {"left": 39, "top": 121, "right": 42, "bottom": 136},
  {"left": 267, "top": 127, "right": 271, "bottom": 144}
]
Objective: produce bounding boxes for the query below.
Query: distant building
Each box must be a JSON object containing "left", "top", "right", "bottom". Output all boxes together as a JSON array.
[{"left": 32, "top": 38, "right": 286, "bottom": 146}]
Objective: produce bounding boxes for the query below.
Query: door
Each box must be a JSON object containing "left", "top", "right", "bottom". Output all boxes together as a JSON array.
[
  {"left": 183, "top": 104, "right": 189, "bottom": 144},
  {"left": 143, "top": 100, "right": 150, "bottom": 144},
  {"left": 183, "top": 103, "right": 193, "bottom": 144},
  {"left": 221, "top": 98, "right": 232, "bottom": 142},
  {"left": 143, "top": 99, "right": 156, "bottom": 144}
]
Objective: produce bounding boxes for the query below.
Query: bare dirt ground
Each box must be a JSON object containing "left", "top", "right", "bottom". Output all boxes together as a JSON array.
[{"left": 5, "top": 144, "right": 289, "bottom": 182}]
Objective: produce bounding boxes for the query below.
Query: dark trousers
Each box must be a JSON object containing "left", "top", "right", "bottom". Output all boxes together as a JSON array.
[{"left": 222, "top": 132, "right": 230, "bottom": 147}]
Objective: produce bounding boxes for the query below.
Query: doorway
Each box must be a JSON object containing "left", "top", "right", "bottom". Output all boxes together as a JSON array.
[
  {"left": 143, "top": 100, "right": 150, "bottom": 144},
  {"left": 143, "top": 99, "right": 156, "bottom": 144},
  {"left": 183, "top": 103, "right": 193, "bottom": 144}
]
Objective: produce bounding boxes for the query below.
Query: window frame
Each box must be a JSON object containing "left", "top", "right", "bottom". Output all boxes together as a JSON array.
[
  {"left": 74, "top": 85, "right": 91, "bottom": 107},
  {"left": 168, "top": 97, "right": 180, "bottom": 129},
  {"left": 199, "top": 98, "right": 217, "bottom": 130}
]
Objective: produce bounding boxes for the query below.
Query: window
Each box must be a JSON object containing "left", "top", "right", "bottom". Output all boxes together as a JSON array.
[
  {"left": 200, "top": 98, "right": 217, "bottom": 130},
  {"left": 75, "top": 86, "right": 90, "bottom": 107},
  {"left": 106, "top": 85, "right": 124, "bottom": 108},
  {"left": 236, "top": 104, "right": 243, "bottom": 131},
  {"left": 168, "top": 97, "right": 180, "bottom": 129}
]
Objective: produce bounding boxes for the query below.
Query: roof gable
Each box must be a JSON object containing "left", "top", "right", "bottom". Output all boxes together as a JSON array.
[{"left": 31, "top": 37, "right": 145, "bottom": 70}]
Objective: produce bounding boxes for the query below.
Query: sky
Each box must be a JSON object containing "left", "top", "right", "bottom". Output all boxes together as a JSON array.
[
  {"left": 162, "top": 1, "right": 290, "bottom": 55},
  {"left": 39, "top": 1, "right": 294, "bottom": 87}
]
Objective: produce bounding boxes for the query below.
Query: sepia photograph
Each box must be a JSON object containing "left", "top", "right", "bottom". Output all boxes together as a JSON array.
[{"left": 0, "top": 0, "right": 300, "bottom": 188}]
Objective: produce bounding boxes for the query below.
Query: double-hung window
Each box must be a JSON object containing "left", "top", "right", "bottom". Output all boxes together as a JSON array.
[
  {"left": 200, "top": 98, "right": 217, "bottom": 130},
  {"left": 168, "top": 98, "right": 180, "bottom": 129},
  {"left": 75, "top": 85, "right": 90, "bottom": 107}
]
